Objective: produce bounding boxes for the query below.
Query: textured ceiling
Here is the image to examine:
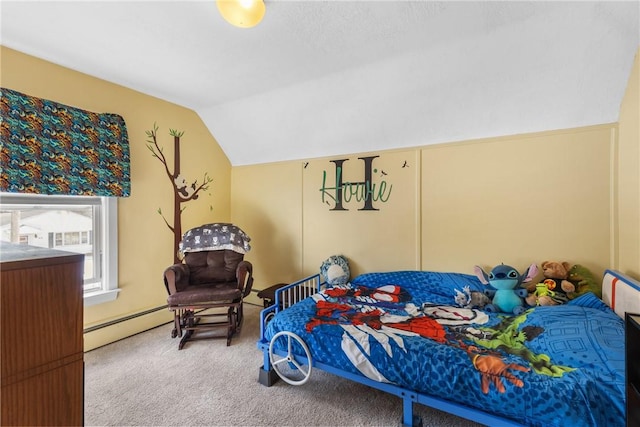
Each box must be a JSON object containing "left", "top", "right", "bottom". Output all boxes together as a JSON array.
[{"left": 2, "top": 1, "right": 639, "bottom": 166}]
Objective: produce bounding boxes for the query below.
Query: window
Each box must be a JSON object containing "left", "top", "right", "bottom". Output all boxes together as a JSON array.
[{"left": 0, "top": 193, "right": 119, "bottom": 306}]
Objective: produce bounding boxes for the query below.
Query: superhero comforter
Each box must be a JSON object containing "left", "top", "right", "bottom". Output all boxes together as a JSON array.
[{"left": 264, "top": 271, "right": 625, "bottom": 427}]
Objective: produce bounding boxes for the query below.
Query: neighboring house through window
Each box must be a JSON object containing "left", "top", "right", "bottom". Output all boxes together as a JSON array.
[{"left": 0, "top": 193, "right": 119, "bottom": 306}]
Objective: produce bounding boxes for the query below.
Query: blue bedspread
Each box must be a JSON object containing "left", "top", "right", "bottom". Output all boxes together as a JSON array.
[{"left": 264, "top": 271, "right": 625, "bottom": 427}]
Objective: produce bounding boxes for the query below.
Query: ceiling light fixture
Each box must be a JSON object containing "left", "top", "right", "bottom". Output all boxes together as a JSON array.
[{"left": 217, "top": 0, "right": 266, "bottom": 28}]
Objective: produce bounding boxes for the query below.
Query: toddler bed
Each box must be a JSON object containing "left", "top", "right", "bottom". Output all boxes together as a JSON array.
[{"left": 257, "top": 269, "right": 637, "bottom": 426}]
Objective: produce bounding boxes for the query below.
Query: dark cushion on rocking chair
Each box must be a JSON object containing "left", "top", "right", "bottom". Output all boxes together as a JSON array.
[
  {"left": 167, "top": 283, "right": 242, "bottom": 306},
  {"left": 186, "top": 250, "right": 244, "bottom": 285}
]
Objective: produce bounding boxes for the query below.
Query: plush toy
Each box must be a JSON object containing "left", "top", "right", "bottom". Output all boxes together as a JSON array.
[
  {"left": 320, "top": 255, "right": 350, "bottom": 286},
  {"left": 526, "top": 278, "right": 573, "bottom": 306},
  {"left": 474, "top": 263, "right": 538, "bottom": 314},
  {"left": 454, "top": 285, "right": 491, "bottom": 309},
  {"left": 525, "top": 261, "right": 575, "bottom": 306},
  {"left": 567, "top": 264, "right": 601, "bottom": 298}
]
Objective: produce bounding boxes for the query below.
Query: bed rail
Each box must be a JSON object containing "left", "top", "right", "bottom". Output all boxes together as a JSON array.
[
  {"left": 603, "top": 269, "right": 640, "bottom": 319},
  {"left": 274, "top": 274, "right": 322, "bottom": 310},
  {"left": 258, "top": 273, "right": 324, "bottom": 343}
]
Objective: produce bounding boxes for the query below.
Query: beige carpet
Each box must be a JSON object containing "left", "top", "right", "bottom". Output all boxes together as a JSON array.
[{"left": 84, "top": 303, "right": 483, "bottom": 427}]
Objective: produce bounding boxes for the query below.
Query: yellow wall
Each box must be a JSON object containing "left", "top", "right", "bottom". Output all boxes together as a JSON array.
[
  {"left": 1, "top": 47, "right": 232, "bottom": 350},
  {"left": 421, "top": 126, "right": 614, "bottom": 274},
  {"left": 231, "top": 161, "right": 304, "bottom": 304},
  {"left": 232, "top": 125, "right": 617, "bottom": 290},
  {"left": 617, "top": 48, "right": 640, "bottom": 277},
  {"left": 302, "top": 150, "right": 421, "bottom": 276}
]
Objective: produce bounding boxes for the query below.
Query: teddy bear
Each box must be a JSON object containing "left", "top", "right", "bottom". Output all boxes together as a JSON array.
[{"left": 525, "top": 260, "right": 576, "bottom": 306}]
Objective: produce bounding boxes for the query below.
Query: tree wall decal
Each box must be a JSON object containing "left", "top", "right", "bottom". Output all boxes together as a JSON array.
[{"left": 145, "top": 123, "right": 213, "bottom": 263}]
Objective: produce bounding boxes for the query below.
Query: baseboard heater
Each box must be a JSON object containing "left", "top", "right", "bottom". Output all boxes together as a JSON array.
[
  {"left": 84, "top": 300, "right": 264, "bottom": 334},
  {"left": 83, "top": 305, "right": 168, "bottom": 334}
]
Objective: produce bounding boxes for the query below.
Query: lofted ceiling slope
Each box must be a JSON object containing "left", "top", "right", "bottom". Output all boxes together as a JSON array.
[{"left": 1, "top": 1, "right": 639, "bottom": 166}]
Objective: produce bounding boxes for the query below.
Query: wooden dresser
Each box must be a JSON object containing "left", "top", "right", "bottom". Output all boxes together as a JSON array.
[{"left": 1, "top": 242, "right": 84, "bottom": 426}]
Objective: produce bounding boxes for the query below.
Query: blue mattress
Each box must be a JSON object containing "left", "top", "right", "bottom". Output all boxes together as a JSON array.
[{"left": 264, "top": 271, "right": 625, "bottom": 427}]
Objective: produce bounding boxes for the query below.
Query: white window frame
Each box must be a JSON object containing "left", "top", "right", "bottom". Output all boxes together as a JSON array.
[{"left": 0, "top": 193, "right": 120, "bottom": 306}]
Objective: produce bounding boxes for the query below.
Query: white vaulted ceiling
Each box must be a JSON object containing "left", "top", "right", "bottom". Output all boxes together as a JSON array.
[{"left": 1, "top": 1, "right": 639, "bottom": 166}]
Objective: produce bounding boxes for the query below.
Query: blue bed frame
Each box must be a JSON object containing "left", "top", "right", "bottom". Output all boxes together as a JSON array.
[{"left": 256, "top": 273, "right": 525, "bottom": 427}]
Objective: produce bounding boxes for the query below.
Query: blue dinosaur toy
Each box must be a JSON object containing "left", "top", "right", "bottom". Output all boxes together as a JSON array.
[{"left": 474, "top": 263, "right": 538, "bottom": 315}]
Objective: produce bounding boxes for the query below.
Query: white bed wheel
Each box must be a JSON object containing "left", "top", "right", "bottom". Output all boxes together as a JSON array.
[{"left": 268, "top": 331, "right": 313, "bottom": 385}]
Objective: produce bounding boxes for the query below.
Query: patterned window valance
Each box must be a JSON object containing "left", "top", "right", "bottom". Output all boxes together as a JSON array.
[{"left": 0, "top": 87, "right": 130, "bottom": 197}]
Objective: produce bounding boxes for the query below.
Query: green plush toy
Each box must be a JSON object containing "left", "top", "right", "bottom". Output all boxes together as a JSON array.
[
  {"left": 526, "top": 279, "right": 573, "bottom": 306},
  {"left": 567, "top": 264, "right": 601, "bottom": 298}
]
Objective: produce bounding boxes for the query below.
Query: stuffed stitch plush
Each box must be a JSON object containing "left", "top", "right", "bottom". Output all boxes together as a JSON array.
[
  {"left": 320, "top": 255, "right": 350, "bottom": 286},
  {"left": 567, "top": 264, "right": 601, "bottom": 298},
  {"left": 525, "top": 261, "right": 575, "bottom": 306},
  {"left": 474, "top": 263, "right": 538, "bottom": 315}
]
